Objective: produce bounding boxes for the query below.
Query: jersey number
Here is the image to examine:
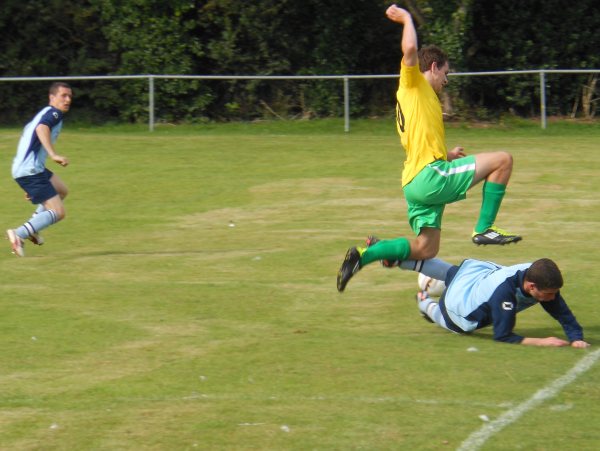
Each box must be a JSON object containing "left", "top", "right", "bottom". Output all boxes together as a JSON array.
[{"left": 396, "top": 100, "right": 405, "bottom": 133}]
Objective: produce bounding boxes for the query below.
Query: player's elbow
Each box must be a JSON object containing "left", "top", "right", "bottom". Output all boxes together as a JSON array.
[
  {"left": 402, "top": 45, "right": 418, "bottom": 66},
  {"left": 411, "top": 235, "right": 440, "bottom": 260},
  {"left": 403, "top": 42, "right": 418, "bottom": 55}
]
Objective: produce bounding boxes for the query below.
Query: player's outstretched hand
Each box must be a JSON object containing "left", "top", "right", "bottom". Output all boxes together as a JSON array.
[
  {"left": 52, "top": 154, "right": 69, "bottom": 167},
  {"left": 571, "top": 340, "right": 591, "bottom": 348}
]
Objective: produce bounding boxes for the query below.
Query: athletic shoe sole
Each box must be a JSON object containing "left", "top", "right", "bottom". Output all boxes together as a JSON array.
[
  {"left": 472, "top": 234, "right": 522, "bottom": 245},
  {"left": 6, "top": 229, "right": 25, "bottom": 257},
  {"left": 337, "top": 247, "right": 361, "bottom": 292}
]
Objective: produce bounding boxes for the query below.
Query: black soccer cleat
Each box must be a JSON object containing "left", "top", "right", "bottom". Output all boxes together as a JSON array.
[
  {"left": 365, "top": 235, "right": 400, "bottom": 268},
  {"left": 472, "top": 226, "right": 522, "bottom": 246},
  {"left": 337, "top": 247, "right": 362, "bottom": 292}
]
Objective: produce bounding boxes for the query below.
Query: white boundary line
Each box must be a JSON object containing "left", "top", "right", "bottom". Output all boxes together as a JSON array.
[{"left": 458, "top": 348, "right": 600, "bottom": 451}]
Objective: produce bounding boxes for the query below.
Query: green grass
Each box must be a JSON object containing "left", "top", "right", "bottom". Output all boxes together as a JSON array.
[{"left": 1, "top": 119, "right": 599, "bottom": 450}]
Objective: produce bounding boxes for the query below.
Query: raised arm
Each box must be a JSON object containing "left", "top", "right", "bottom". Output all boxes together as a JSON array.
[{"left": 386, "top": 4, "right": 418, "bottom": 67}]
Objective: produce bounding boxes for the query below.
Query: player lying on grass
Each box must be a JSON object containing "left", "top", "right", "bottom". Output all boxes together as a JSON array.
[
  {"left": 337, "top": 5, "right": 520, "bottom": 292},
  {"left": 415, "top": 256, "right": 590, "bottom": 347}
]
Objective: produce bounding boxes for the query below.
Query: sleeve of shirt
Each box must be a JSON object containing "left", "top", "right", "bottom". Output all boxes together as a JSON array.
[
  {"left": 38, "top": 108, "right": 62, "bottom": 128},
  {"left": 400, "top": 61, "right": 421, "bottom": 89},
  {"left": 489, "top": 285, "right": 524, "bottom": 343},
  {"left": 539, "top": 293, "right": 584, "bottom": 342}
]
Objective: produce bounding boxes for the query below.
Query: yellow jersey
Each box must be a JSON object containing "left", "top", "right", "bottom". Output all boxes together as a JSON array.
[{"left": 395, "top": 61, "right": 447, "bottom": 186}]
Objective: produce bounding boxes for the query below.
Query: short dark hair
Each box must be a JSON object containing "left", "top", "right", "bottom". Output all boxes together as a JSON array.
[
  {"left": 525, "top": 258, "right": 563, "bottom": 290},
  {"left": 418, "top": 45, "right": 448, "bottom": 73},
  {"left": 49, "top": 82, "right": 71, "bottom": 95}
]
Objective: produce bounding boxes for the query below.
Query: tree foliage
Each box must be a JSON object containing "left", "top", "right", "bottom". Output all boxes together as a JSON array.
[
  {"left": 463, "top": 0, "right": 600, "bottom": 117},
  {"left": 0, "top": 0, "right": 110, "bottom": 122},
  {"left": 0, "top": 0, "right": 597, "bottom": 124}
]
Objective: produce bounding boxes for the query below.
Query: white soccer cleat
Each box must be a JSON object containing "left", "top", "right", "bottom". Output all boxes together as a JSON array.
[
  {"left": 418, "top": 272, "right": 446, "bottom": 297},
  {"left": 6, "top": 229, "right": 25, "bottom": 257},
  {"left": 416, "top": 290, "right": 435, "bottom": 323},
  {"left": 28, "top": 233, "right": 44, "bottom": 246}
]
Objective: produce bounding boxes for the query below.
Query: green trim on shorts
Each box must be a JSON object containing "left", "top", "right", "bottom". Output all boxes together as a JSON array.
[{"left": 403, "top": 156, "right": 476, "bottom": 235}]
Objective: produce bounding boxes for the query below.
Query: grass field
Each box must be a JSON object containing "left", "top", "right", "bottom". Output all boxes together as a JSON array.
[{"left": 1, "top": 118, "right": 599, "bottom": 450}]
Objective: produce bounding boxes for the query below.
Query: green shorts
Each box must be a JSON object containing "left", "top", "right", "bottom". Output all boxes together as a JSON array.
[{"left": 403, "top": 156, "right": 476, "bottom": 235}]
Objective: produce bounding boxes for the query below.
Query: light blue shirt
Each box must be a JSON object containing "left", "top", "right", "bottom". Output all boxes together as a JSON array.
[
  {"left": 442, "top": 259, "right": 583, "bottom": 343},
  {"left": 12, "top": 106, "right": 63, "bottom": 179},
  {"left": 444, "top": 260, "right": 531, "bottom": 334}
]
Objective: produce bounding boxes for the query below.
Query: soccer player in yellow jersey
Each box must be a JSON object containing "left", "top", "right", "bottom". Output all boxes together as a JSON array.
[{"left": 337, "top": 5, "right": 521, "bottom": 292}]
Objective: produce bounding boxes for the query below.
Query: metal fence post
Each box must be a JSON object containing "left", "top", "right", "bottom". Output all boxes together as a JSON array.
[
  {"left": 149, "top": 76, "right": 155, "bottom": 132},
  {"left": 540, "top": 70, "right": 547, "bottom": 129},
  {"left": 343, "top": 76, "right": 350, "bottom": 132}
]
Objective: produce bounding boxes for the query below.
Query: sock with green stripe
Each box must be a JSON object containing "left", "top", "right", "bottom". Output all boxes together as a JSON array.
[
  {"left": 360, "top": 237, "right": 411, "bottom": 266},
  {"left": 474, "top": 181, "right": 506, "bottom": 234}
]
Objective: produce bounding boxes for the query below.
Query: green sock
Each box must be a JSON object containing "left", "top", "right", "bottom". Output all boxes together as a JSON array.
[
  {"left": 474, "top": 181, "right": 506, "bottom": 233},
  {"left": 360, "top": 237, "right": 411, "bottom": 266}
]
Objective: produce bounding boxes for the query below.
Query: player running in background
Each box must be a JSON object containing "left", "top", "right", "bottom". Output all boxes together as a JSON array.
[
  {"left": 416, "top": 257, "right": 590, "bottom": 348},
  {"left": 337, "top": 5, "right": 521, "bottom": 292},
  {"left": 6, "top": 82, "right": 72, "bottom": 257}
]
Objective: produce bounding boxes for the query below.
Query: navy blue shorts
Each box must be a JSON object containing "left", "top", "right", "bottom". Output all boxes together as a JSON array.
[{"left": 15, "top": 168, "right": 57, "bottom": 204}]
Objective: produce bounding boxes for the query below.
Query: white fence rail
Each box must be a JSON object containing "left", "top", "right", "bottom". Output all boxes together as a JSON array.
[{"left": 2, "top": 69, "right": 599, "bottom": 131}]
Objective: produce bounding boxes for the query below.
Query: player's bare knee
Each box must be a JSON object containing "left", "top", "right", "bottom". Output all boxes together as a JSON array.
[
  {"left": 54, "top": 209, "right": 66, "bottom": 221},
  {"left": 421, "top": 246, "right": 439, "bottom": 260},
  {"left": 411, "top": 241, "right": 439, "bottom": 260},
  {"left": 498, "top": 151, "right": 513, "bottom": 170}
]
